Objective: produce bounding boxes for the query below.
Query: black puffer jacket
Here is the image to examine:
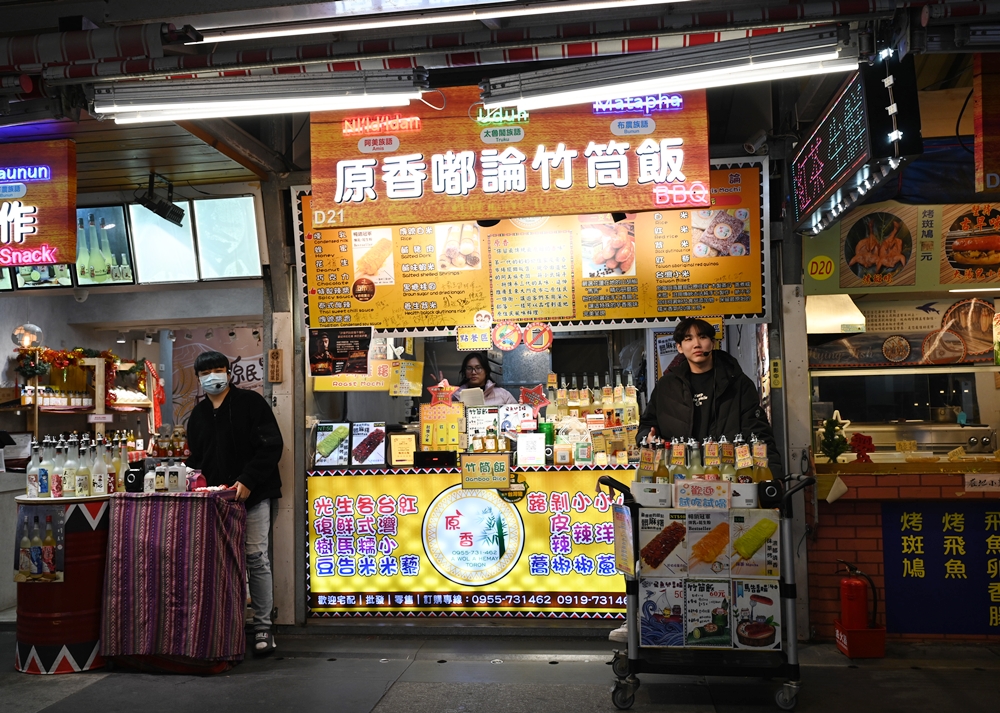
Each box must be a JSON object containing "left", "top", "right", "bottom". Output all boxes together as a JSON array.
[{"left": 637, "top": 350, "right": 783, "bottom": 477}]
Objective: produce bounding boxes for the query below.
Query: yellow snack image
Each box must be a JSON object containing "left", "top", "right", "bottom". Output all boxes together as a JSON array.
[
  {"left": 317, "top": 425, "right": 350, "bottom": 457},
  {"left": 690, "top": 522, "right": 729, "bottom": 563},
  {"left": 732, "top": 518, "right": 778, "bottom": 561},
  {"left": 356, "top": 238, "right": 393, "bottom": 276}
]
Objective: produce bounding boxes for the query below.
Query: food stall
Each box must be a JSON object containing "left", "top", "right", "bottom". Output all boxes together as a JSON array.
[{"left": 297, "top": 85, "right": 773, "bottom": 621}]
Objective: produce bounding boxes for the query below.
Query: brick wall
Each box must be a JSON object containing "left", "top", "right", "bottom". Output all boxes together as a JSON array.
[{"left": 807, "top": 473, "right": 1000, "bottom": 642}]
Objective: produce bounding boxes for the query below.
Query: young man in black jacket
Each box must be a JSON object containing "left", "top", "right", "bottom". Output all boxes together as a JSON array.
[
  {"left": 638, "top": 317, "right": 783, "bottom": 476},
  {"left": 186, "top": 351, "right": 283, "bottom": 656}
]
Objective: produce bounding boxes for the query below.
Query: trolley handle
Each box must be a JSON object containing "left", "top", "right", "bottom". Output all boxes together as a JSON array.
[
  {"left": 596, "top": 475, "right": 633, "bottom": 502},
  {"left": 782, "top": 474, "right": 815, "bottom": 503}
]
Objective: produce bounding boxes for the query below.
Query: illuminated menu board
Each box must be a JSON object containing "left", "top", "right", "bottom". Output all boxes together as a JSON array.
[{"left": 791, "top": 73, "right": 870, "bottom": 228}]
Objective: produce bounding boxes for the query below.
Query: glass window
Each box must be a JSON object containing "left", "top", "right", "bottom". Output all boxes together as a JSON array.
[
  {"left": 129, "top": 201, "right": 198, "bottom": 283},
  {"left": 75, "top": 206, "right": 135, "bottom": 286},
  {"left": 193, "top": 196, "right": 262, "bottom": 279}
]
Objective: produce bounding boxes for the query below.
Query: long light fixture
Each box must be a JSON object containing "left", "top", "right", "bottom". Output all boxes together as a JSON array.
[
  {"left": 90, "top": 69, "right": 428, "bottom": 124},
  {"left": 189, "top": 0, "right": 693, "bottom": 45},
  {"left": 481, "top": 25, "right": 859, "bottom": 111}
]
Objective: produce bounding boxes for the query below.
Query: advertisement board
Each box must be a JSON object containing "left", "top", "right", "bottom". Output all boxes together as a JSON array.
[
  {"left": 311, "top": 86, "right": 710, "bottom": 228},
  {"left": 307, "top": 469, "right": 627, "bottom": 617}
]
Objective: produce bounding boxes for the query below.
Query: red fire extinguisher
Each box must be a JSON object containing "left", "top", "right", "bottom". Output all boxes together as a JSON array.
[{"left": 837, "top": 560, "right": 878, "bottom": 630}]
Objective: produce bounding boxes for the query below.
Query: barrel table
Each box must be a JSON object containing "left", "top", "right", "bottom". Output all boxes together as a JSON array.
[{"left": 14, "top": 494, "right": 111, "bottom": 674}]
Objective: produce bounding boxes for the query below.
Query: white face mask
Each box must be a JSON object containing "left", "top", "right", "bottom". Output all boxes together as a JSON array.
[{"left": 199, "top": 372, "right": 229, "bottom": 395}]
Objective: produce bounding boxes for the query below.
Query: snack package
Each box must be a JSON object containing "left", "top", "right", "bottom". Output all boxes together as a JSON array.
[
  {"left": 730, "top": 509, "right": 781, "bottom": 578},
  {"left": 639, "top": 577, "right": 686, "bottom": 648},
  {"left": 638, "top": 509, "right": 687, "bottom": 576},
  {"left": 733, "top": 579, "right": 782, "bottom": 650},
  {"left": 698, "top": 211, "right": 745, "bottom": 254},
  {"left": 685, "top": 579, "right": 732, "bottom": 648},
  {"left": 686, "top": 510, "right": 730, "bottom": 576}
]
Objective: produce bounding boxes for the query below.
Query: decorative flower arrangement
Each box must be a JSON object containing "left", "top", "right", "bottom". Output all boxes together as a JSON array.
[{"left": 12, "top": 347, "right": 123, "bottom": 405}]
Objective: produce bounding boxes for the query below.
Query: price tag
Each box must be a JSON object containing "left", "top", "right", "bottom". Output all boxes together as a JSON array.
[{"left": 87, "top": 414, "right": 114, "bottom": 423}]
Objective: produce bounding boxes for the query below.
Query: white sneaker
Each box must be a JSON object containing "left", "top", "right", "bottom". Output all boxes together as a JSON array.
[{"left": 609, "top": 623, "right": 628, "bottom": 642}]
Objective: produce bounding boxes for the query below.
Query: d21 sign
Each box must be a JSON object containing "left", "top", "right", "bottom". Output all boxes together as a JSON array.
[{"left": 0, "top": 140, "right": 76, "bottom": 267}]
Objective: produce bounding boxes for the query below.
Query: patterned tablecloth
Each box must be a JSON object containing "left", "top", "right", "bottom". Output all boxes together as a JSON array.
[{"left": 101, "top": 491, "right": 247, "bottom": 662}]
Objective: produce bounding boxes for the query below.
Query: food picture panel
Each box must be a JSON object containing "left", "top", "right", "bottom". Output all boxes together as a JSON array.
[
  {"left": 0, "top": 268, "right": 12, "bottom": 291},
  {"left": 732, "top": 579, "right": 782, "bottom": 650},
  {"left": 639, "top": 577, "right": 686, "bottom": 648},
  {"left": 685, "top": 579, "right": 733, "bottom": 648},
  {"left": 351, "top": 421, "right": 386, "bottom": 466},
  {"left": 75, "top": 206, "right": 135, "bottom": 286},
  {"left": 13, "top": 263, "right": 72, "bottom": 289},
  {"left": 638, "top": 509, "right": 687, "bottom": 577},
  {"left": 314, "top": 422, "right": 350, "bottom": 467}
]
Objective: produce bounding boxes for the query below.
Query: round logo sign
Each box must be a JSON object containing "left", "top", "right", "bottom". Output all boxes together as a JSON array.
[
  {"left": 474, "top": 310, "right": 493, "bottom": 330},
  {"left": 522, "top": 323, "right": 553, "bottom": 352},
  {"left": 422, "top": 485, "right": 524, "bottom": 586},
  {"left": 807, "top": 255, "right": 835, "bottom": 281},
  {"left": 352, "top": 278, "right": 376, "bottom": 301},
  {"left": 492, "top": 322, "right": 522, "bottom": 351}
]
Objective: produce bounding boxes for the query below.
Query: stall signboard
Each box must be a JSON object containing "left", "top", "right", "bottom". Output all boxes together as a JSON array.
[
  {"left": 0, "top": 140, "right": 76, "bottom": 268},
  {"left": 974, "top": 53, "right": 1000, "bottom": 193},
  {"left": 881, "top": 501, "right": 1000, "bottom": 635},
  {"left": 295, "top": 163, "right": 766, "bottom": 334},
  {"left": 808, "top": 297, "right": 995, "bottom": 368},
  {"left": 308, "top": 326, "right": 371, "bottom": 376},
  {"left": 311, "top": 86, "right": 709, "bottom": 229},
  {"left": 460, "top": 453, "right": 511, "bottom": 489},
  {"left": 314, "top": 360, "right": 392, "bottom": 392},
  {"left": 804, "top": 200, "right": 1000, "bottom": 295},
  {"left": 307, "top": 470, "right": 626, "bottom": 616}
]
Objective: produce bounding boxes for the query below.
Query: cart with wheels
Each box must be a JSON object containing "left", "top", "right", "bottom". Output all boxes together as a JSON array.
[{"left": 599, "top": 474, "right": 814, "bottom": 711}]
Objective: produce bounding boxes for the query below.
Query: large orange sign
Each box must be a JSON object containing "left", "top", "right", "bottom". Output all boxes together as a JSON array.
[
  {"left": 311, "top": 86, "right": 710, "bottom": 228},
  {"left": 0, "top": 140, "right": 76, "bottom": 267}
]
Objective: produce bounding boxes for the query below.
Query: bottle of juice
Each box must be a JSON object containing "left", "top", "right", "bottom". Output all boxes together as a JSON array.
[
  {"left": 719, "top": 435, "right": 737, "bottom": 481},
  {"left": 653, "top": 443, "right": 672, "bottom": 484},
  {"left": 669, "top": 438, "right": 688, "bottom": 481},
  {"left": 734, "top": 434, "right": 754, "bottom": 483},
  {"left": 556, "top": 376, "right": 568, "bottom": 417},
  {"left": 624, "top": 372, "right": 639, "bottom": 426},
  {"left": 702, "top": 436, "right": 721, "bottom": 480},
  {"left": 636, "top": 438, "right": 657, "bottom": 483},
  {"left": 751, "top": 434, "right": 774, "bottom": 483},
  {"left": 567, "top": 374, "right": 580, "bottom": 418},
  {"left": 612, "top": 371, "right": 625, "bottom": 427},
  {"left": 579, "top": 374, "right": 592, "bottom": 417},
  {"left": 686, "top": 438, "right": 706, "bottom": 479}
]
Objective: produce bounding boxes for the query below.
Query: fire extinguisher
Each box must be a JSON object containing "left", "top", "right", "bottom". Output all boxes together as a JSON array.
[{"left": 837, "top": 560, "right": 878, "bottom": 629}]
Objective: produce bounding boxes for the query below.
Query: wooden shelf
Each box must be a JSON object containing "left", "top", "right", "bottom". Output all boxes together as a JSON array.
[{"left": 816, "top": 461, "right": 1000, "bottom": 475}]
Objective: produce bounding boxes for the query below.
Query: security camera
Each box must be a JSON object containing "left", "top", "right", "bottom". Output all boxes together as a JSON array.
[
  {"left": 73, "top": 288, "right": 89, "bottom": 303},
  {"left": 743, "top": 129, "right": 768, "bottom": 155}
]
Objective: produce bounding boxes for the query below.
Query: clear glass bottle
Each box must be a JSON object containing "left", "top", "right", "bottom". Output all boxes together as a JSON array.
[
  {"left": 38, "top": 444, "right": 53, "bottom": 498},
  {"left": 579, "top": 373, "right": 591, "bottom": 416},
  {"left": 62, "top": 446, "right": 78, "bottom": 497},
  {"left": 702, "top": 436, "right": 721, "bottom": 481},
  {"left": 668, "top": 438, "right": 688, "bottom": 481},
  {"left": 75, "top": 446, "right": 91, "bottom": 497},
  {"left": 88, "top": 214, "right": 108, "bottom": 282},
  {"left": 653, "top": 443, "right": 672, "bottom": 484},
  {"left": 686, "top": 438, "right": 705, "bottom": 479},
  {"left": 76, "top": 217, "right": 89, "bottom": 279},
  {"left": 567, "top": 374, "right": 580, "bottom": 418},
  {"left": 719, "top": 435, "right": 737, "bottom": 482},
  {"left": 751, "top": 434, "right": 774, "bottom": 483},
  {"left": 91, "top": 442, "right": 108, "bottom": 495},
  {"left": 26, "top": 443, "right": 41, "bottom": 497},
  {"left": 734, "top": 434, "right": 754, "bottom": 483},
  {"left": 624, "top": 372, "right": 639, "bottom": 426}
]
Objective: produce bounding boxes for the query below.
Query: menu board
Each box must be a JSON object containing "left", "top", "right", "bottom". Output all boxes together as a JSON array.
[
  {"left": 295, "top": 163, "right": 766, "bottom": 333},
  {"left": 805, "top": 200, "right": 1000, "bottom": 295}
]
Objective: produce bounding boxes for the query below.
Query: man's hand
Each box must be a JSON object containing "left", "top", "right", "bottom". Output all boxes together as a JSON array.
[{"left": 234, "top": 482, "right": 252, "bottom": 502}]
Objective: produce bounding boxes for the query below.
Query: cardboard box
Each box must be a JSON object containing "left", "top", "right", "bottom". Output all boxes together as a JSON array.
[
  {"left": 686, "top": 510, "right": 730, "bottom": 576},
  {"left": 637, "top": 508, "right": 687, "bottom": 576},
  {"left": 638, "top": 577, "right": 685, "bottom": 648},
  {"left": 684, "top": 579, "right": 733, "bottom": 648},
  {"left": 732, "top": 579, "right": 782, "bottom": 650},
  {"left": 730, "top": 509, "right": 781, "bottom": 579},
  {"left": 631, "top": 481, "right": 672, "bottom": 508}
]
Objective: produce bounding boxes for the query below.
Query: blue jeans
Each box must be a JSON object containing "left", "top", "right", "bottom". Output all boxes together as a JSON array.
[{"left": 245, "top": 499, "right": 274, "bottom": 631}]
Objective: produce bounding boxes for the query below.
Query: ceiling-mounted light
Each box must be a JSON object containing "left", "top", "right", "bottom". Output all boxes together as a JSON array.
[
  {"left": 143, "top": 333, "right": 154, "bottom": 345},
  {"left": 480, "top": 26, "right": 858, "bottom": 111},
  {"left": 184, "top": 331, "right": 193, "bottom": 339},
  {"left": 117, "top": 332, "right": 127, "bottom": 344},
  {"left": 168, "top": 330, "right": 176, "bottom": 342},
  {"left": 205, "top": 329, "right": 214, "bottom": 340},
  {"left": 138, "top": 172, "right": 185, "bottom": 227},
  {"left": 90, "top": 69, "right": 428, "bottom": 124}
]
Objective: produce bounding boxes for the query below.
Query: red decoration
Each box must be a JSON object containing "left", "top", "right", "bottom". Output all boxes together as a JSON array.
[
  {"left": 145, "top": 359, "right": 165, "bottom": 431},
  {"left": 519, "top": 384, "right": 550, "bottom": 417},
  {"left": 428, "top": 379, "right": 459, "bottom": 406},
  {"left": 849, "top": 433, "right": 875, "bottom": 463}
]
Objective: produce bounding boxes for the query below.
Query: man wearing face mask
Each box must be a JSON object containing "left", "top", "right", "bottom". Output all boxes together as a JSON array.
[{"left": 186, "top": 351, "right": 283, "bottom": 657}]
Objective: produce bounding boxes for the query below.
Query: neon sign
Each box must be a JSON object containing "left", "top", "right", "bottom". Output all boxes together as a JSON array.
[
  {"left": 593, "top": 94, "right": 683, "bottom": 115},
  {"left": 342, "top": 114, "right": 422, "bottom": 136},
  {"left": 0, "top": 244, "right": 57, "bottom": 266},
  {"left": 0, "top": 165, "right": 51, "bottom": 182},
  {"left": 0, "top": 200, "right": 38, "bottom": 245},
  {"left": 475, "top": 107, "right": 529, "bottom": 125}
]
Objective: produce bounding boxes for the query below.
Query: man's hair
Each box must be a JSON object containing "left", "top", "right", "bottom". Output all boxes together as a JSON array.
[
  {"left": 194, "top": 350, "right": 230, "bottom": 375},
  {"left": 673, "top": 317, "right": 716, "bottom": 344}
]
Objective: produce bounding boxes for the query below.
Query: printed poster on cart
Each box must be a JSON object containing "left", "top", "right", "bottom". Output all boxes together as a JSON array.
[
  {"left": 306, "top": 470, "right": 627, "bottom": 617},
  {"left": 13, "top": 505, "right": 65, "bottom": 583}
]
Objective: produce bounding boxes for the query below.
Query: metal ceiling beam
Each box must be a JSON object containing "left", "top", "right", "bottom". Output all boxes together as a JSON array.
[{"left": 175, "top": 117, "right": 292, "bottom": 178}]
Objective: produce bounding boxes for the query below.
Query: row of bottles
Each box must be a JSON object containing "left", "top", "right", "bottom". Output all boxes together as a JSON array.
[
  {"left": 25, "top": 433, "right": 137, "bottom": 498},
  {"left": 546, "top": 371, "right": 640, "bottom": 427},
  {"left": 18, "top": 513, "right": 57, "bottom": 581},
  {"left": 76, "top": 214, "right": 133, "bottom": 283},
  {"left": 20, "top": 386, "right": 95, "bottom": 408},
  {"left": 638, "top": 434, "right": 773, "bottom": 484},
  {"left": 142, "top": 459, "right": 187, "bottom": 493}
]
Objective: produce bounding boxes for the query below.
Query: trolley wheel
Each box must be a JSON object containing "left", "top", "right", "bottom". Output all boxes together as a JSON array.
[
  {"left": 775, "top": 688, "right": 797, "bottom": 711},
  {"left": 612, "top": 683, "right": 635, "bottom": 710},
  {"left": 612, "top": 654, "right": 630, "bottom": 678}
]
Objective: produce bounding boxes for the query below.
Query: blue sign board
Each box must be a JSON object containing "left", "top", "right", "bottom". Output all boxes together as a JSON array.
[{"left": 881, "top": 501, "right": 1000, "bottom": 635}]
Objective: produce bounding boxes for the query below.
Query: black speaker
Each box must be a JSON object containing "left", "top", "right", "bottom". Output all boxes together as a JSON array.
[
  {"left": 758, "top": 479, "right": 784, "bottom": 509},
  {"left": 544, "top": 445, "right": 554, "bottom": 464},
  {"left": 124, "top": 468, "right": 144, "bottom": 493}
]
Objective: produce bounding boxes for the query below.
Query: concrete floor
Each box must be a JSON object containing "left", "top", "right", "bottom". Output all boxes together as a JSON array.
[{"left": 2, "top": 632, "right": 999, "bottom": 713}]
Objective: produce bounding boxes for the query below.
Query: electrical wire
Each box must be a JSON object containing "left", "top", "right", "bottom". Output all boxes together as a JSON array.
[
  {"left": 419, "top": 89, "right": 447, "bottom": 111},
  {"left": 957, "top": 87, "right": 974, "bottom": 155}
]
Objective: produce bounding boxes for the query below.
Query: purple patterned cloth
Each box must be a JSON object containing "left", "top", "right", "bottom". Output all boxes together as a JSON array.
[{"left": 101, "top": 491, "right": 247, "bottom": 661}]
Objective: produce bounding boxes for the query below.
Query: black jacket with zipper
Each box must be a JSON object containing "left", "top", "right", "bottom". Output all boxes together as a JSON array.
[
  {"left": 637, "top": 350, "right": 784, "bottom": 478},
  {"left": 186, "top": 386, "right": 283, "bottom": 509}
]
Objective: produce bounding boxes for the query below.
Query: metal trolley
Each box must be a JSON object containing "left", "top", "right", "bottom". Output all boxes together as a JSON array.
[{"left": 598, "top": 474, "right": 815, "bottom": 711}]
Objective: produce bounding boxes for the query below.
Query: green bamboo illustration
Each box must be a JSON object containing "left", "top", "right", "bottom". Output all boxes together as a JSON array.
[{"left": 479, "top": 507, "right": 508, "bottom": 559}]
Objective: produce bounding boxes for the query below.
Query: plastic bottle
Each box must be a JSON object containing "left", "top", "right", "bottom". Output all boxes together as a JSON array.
[
  {"left": 686, "top": 438, "right": 705, "bottom": 479},
  {"left": 719, "top": 435, "right": 737, "bottom": 482},
  {"left": 75, "top": 446, "right": 91, "bottom": 496},
  {"left": 155, "top": 461, "right": 167, "bottom": 491},
  {"left": 702, "top": 436, "right": 721, "bottom": 481}
]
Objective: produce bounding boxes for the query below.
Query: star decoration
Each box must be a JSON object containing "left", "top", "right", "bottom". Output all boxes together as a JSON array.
[
  {"left": 428, "top": 379, "right": 459, "bottom": 406},
  {"left": 519, "top": 384, "right": 550, "bottom": 418}
]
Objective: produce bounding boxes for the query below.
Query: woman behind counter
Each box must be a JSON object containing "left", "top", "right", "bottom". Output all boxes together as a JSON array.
[{"left": 455, "top": 352, "right": 517, "bottom": 406}]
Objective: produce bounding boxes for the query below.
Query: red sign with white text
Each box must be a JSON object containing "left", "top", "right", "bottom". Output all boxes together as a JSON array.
[
  {"left": 311, "top": 86, "right": 709, "bottom": 228},
  {"left": 0, "top": 140, "right": 76, "bottom": 267}
]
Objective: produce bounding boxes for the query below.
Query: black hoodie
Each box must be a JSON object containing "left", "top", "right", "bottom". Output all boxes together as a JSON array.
[{"left": 637, "top": 349, "right": 783, "bottom": 478}]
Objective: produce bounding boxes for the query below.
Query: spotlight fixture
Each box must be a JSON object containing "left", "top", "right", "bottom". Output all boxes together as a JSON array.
[
  {"left": 137, "top": 172, "right": 185, "bottom": 227},
  {"left": 117, "top": 332, "right": 126, "bottom": 344},
  {"left": 228, "top": 329, "right": 237, "bottom": 339},
  {"left": 185, "top": 331, "right": 193, "bottom": 340},
  {"left": 205, "top": 329, "right": 214, "bottom": 340},
  {"left": 143, "top": 333, "right": 154, "bottom": 345},
  {"left": 168, "top": 330, "right": 176, "bottom": 342}
]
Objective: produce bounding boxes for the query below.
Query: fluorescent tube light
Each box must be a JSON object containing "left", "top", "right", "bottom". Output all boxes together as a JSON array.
[
  {"left": 948, "top": 288, "right": 1000, "bottom": 293},
  {"left": 91, "top": 70, "right": 427, "bottom": 124},
  {"left": 190, "top": 0, "right": 693, "bottom": 44},
  {"left": 481, "top": 26, "right": 858, "bottom": 111}
]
